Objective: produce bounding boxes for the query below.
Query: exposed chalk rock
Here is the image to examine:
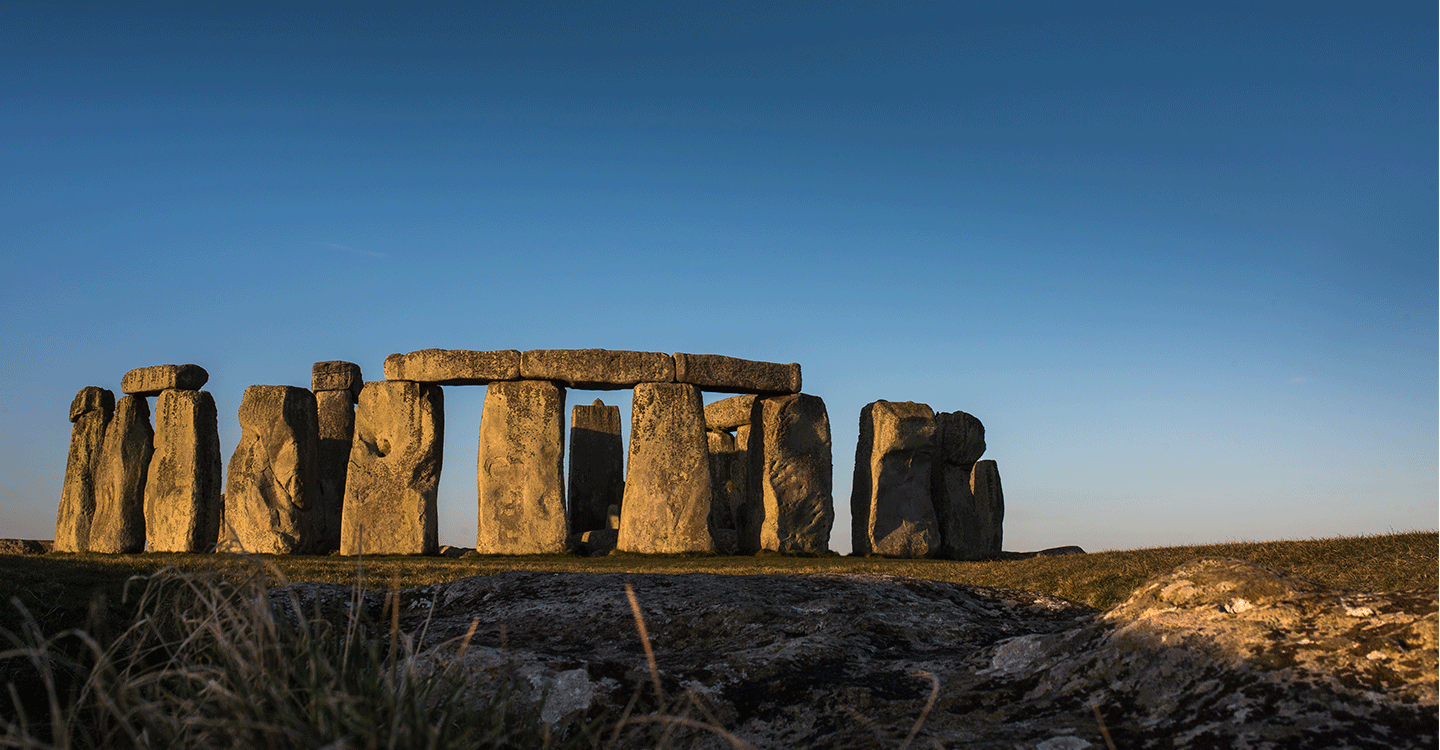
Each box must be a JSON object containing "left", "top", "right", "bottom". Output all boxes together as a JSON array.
[
  {"left": 568, "top": 399, "right": 624, "bottom": 535},
  {"left": 851, "top": 400, "right": 938, "bottom": 557},
  {"left": 219, "top": 386, "right": 319, "bottom": 555},
  {"left": 121, "top": 364, "right": 208, "bottom": 396},
  {"left": 313, "top": 389, "right": 356, "bottom": 553},
  {"left": 520, "top": 349, "right": 674, "bottom": 390},
  {"left": 931, "top": 409, "right": 991, "bottom": 560},
  {"left": 144, "top": 389, "right": 223, "bottom": 552},
  {"left": 341, "top": 380, "right": 444, "bottom": 556},
  {"left": 311, "top": 360, "right": 363, "bottom": 401},
  {"left": 672, "top": 353, "right": 801, "bottom": 394},
  {"left": 383, "top": 349, "right": 519, "bottom": 385},
  {"left": 89, "top": 395, "right": 153, "bottom": 553},
  {"left": 55, "top": 387, "right": 114, "bottom": 552},
  {"left": 741, "top": 393, "right": 833, "bottom": 554},
  {"left": 703, "top": 394, "right": 756, "bottom": 431},
  {"left": 475, "top": 380, "right": 568, "bottom": 555},
  {"left": 618, "top": 383, "right": 714, "bottom": 554}
]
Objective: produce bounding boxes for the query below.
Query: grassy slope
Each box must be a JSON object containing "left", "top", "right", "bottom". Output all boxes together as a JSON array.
[{"left": 1, "top": 531, "right": 1434, "bottom": 637}]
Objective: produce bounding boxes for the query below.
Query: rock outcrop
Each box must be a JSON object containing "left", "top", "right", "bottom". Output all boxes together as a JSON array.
[
  {"left": 89, "top": 395, "right": 153, "bottom": 553},
  {"left": 220, "top": 386, "right": 319, "bottom": 554},
  {"left": 144, "top": 389, "right": 223, "bottom": 552},
  {"left": 271, "top": 559, "right": 1437, "bottom": 749},
  {"left": 340, "top": 380, "right": 444, "bottom": 555},
  {"left": 55, "top": 386, "right": 114, "bottom": 552},
  {"left": 475, "top": 380, "right": 568, "bottom": 555}
]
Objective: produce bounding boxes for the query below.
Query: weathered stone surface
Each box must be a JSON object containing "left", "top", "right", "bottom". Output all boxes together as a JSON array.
[
  {"left": 618, "top": 383, "right": 714, "bottom": 554},
  {"left": 89, "top": 395, "right": 153, "bottom": 553},
  {"left": 703, "top": 394, "right": 755, "bottom": 430},
  {"left": 569, "top": 399, "right": 623, "bottom": 535},
  {"left": 383, "top": 349, "right": 519, "bottom": 385},
  {"left": 851, "top": 400, "right": 938, "bottom": 557},
  {"left": 313, "top": 389, "right": 355, "bottom": 553},
  {"left": 55, "top": 387, "right": 113, "bottom": 552},
  {"left": 341, "top": 381, "right": 444, "bottom": 556},
  {"left": 475, "top": 380, "right": 568, "bottom": 555},
  {"left": 672, "top": 353, "right": 801, "bottom": 394},
  {"left": 144, "top": 389, "right": 223, "bottom": 552},
  {"left": 0, "top": 540, "right": 48, "bottom": 555},
  {"left": 741, "top": 393, "right": 833, "bottom": 554},
  {"left": 571, "top": 528, "right": 618, "bottom": 557},
  {"left": 120, "top": 364, "right": 208, "bottom": 396},
  {"left": 68, "top": 385, "right": 114, "bottom": 423},
  {"left": 273, "top": 558, "right": 1437, "bottom": 749},
  {"left": 705, "top": 430, "right": 744, "bottom": 534},
  {"left": 934, "top": 409, "right": 985, "bottom": 467},
  {"left": 521, "top": 349, "right": 674, "bottom": 390},
  {"left": 311, "top": 360, "right": 363, "bottom": 400},
  {"left": 958, "top": 459, "right": 1004, "bottom": 559},
  {"left": 932, "top": 410, "right": 988, "bottom": 560},
  {"left": 219, "top": 386, "right": 319, "bottom": 555}
]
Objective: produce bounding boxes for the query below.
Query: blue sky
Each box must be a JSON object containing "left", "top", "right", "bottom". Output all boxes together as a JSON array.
[{"left": 1, "top": 2, "right": 1434, "bottom": 554}]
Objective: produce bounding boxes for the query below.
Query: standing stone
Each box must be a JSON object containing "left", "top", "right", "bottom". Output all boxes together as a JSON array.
[
  {"left": 618, "top": 383, "right": 715, "bottom": 554},
  {"left": 341, "top": 381, "right": 444, "bottom": 556},
  {"left": 569, "top": 399, "right": 623, "bottom": 535},
  {"left": 476, "top": 380, "right": 568, "bottom": 555},
  {"left": 55, "top": 387, "right": 114, "bottom": 552},
  {"left": 967, "top": 459, "right": 1004, "bottom": 558},
  {"left": 313, "top": 361, "right": 363, "bottom": 553},
  {"left": 144, "top": 389, "right": 223, "bottom": 552},
  {"left": 931, "top": 410, "right": 989, "bottom": 560},
  {"left": 851, "top": 401, "right": 938, "bottom": 558},
  {"left": 220, "top": 386, "right": 320, "bottom": 555},
  {"left": 706, "top": 429, "right": 744, "bottom": 534},
  {"left": 743, "top": 393, "right": 834, "bottom": 554},
  {"left": 90, "top": 395, "right": 153, "bottom": 553}
]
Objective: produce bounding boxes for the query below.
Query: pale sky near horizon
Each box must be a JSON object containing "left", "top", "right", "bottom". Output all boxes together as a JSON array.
[{"left": 1, "top": 2, "right": 1434, "bottom": 554}]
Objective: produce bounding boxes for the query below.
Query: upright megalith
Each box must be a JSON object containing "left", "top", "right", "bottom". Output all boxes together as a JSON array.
[
  {"left": 569, "top": 399, "right": 623, "bottom": 535},
  {"left": 341, "top": 381, "right": 443, "bottom": 556},
  {"left": 706, "top": 429, "right": 745, "bottom": 535},
  {"left": 144, "top": 389, "right": 223, "bottom": 552},
  {"left": 851, "top": 401, "right": 938, "bottom": 558},
  {"left": 90, "top": 395, "right": 153, "bottom": 553},
  {"left": 312, "top": 361, "right": 362, "bottom": 553},
  {"left": 55, "top": 387, "right": 115, "bottom": 552},
  {"left": 966, "top": 459, "right": 1005, "bottom": 558},
  {"left": 220, "top": 386, "right": 319, "bottom": 554},
  {"left": 618, "top": 383, "right": 715, "bottom": 554},
  {"left": 121, "top": 364, "right": 209, "bottom": 396},
  {"left": 931, "top": 410, "right": 991, "bottom": 560},
  {"left": 476, "top": 380, "right": 568, "bottom": 554},
  {"left": 742, "top": 393, "right": 834, "bottom": 554}
]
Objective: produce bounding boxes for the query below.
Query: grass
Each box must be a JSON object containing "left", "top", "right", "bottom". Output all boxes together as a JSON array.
[{"left": 0, "top": 530, "right": 1433, "bottom": 749}]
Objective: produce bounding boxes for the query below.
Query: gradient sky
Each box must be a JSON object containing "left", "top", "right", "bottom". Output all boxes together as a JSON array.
[{"left": 2, "top": 2, "right": 1434, "bottom": 554}]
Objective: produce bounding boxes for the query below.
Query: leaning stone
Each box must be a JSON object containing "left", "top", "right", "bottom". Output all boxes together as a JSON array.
[
  {"left": 55, "top": 387, "right": 113, "bottom": 552},
  {"left": 618, "top": 383, "right": 715, "bottom": 554},
  {"left": 313, "top": 389, "right": 356, "bottom": 553},
  {"left": 90, "top": 395, "right": 153, "bottom": 553},
  {"left": 931, "top": 410, "right": 988, "bottom": 559},
  {"left": 850, "top": 400, "right": 938, "bottom": 558},
  {"left": 312, "top": 360, "right": 363, "bottom": 401},
  {"left": 706, "top": 430, "right": 745, "bottom": 533},
  {"left": 476, "top": 380, "right": 568, "bottom": 555},
  {"left": 144, "top": 390, "right": 223, "bottom": 552},
  {"left": 341, "top": 381, "right": 444, "bottom": 555},
  {"left": 219, "top": 386, "right": 320, "bottom": 555},
  {"left": 742, "top": 394, "right": 834, "bottom": 554},
  {"left": 384, "top": 349, "right": 520, "bottom": 385},
  {"left": 121, "top": 364, "right": 208, "bottom": 396},
  {"left": 672, "top": 353, "right": 801, "bottom": 394},
  {"left": 568, "top": 399, "right": 624, "bottom": 535},
  {"left": 521, "top": 349, "right": 674, "bottom": 390},
  {"left": 704, "top": 394, "right": 756, "bottom": 430}
]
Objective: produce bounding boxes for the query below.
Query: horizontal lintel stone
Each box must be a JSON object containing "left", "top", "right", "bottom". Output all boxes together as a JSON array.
[
  {"left": 312, "top": 361, "right": 363, "bottom": 398},
  {"left": 69, "top": 386, "right": 115, "bottom": 423},
  {"left": 520, "top": 349, "right": 674, "bottom": 390},
  {"left": 384, "top": 349, "right": 520, "bottom": 385},
  {"left": 121, "top": 364, "right": 209, "bottom": 396},
  {"left": 704, "top": 394, "right": 756, "bottom": 430},
  {"left": 673, "top": 353, "right": 801, "bottom": 395}
]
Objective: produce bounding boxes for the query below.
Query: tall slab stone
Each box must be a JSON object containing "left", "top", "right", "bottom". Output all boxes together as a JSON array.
[
  {"left": 521, "top": 349, "right": 674, "bottom": 390},
  {"left": 313, "top": 361, "right": 362, "bottom": 553},
  {"left": 706, "top": 429, "right": 745, "bottom": 534},
  {"left": 341, "top": 381, "right": 444, "bottom": 556},
  {"left": 475, "top": 380, "right": 568, "bottom": 554},
  {"left": 569, "top": 399, "right": 624, "bottom": 535},
  {"left": 966, "top": 459, "right": 1004, "bottom": 558},
  {"left": 851, "top": 400, "right": 938, "bottom": 558},
  {"left": 931, "top": 410, "right": 989, "bottom": 560},
  {"left": 618, "top": 383, "right": 715, "bottom": 554},
  {"left": 144, "top": 389, "right": 223, "bottom": 552},
  {"left": 90, "top": 395, "right": 153, "bottom": 553},
  {"left": 742, "top": 393, "right": 834, "bottom": 554},
  {"left": 220, "top": 386, "right": 319, "bottom": 555},
  {"left": 121, "top": 364, "right": 209, "bottom": 396},
  {"left": 55, "top": 386, "right": 114, "bottom": 552},
  {"left": 673, "top": 353, "right": 801, "bottom": 394}
]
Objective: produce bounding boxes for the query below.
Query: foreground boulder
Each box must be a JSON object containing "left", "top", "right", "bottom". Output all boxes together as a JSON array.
[{"left": 274, "top": 559, "right": 1437, "bottom": 749}]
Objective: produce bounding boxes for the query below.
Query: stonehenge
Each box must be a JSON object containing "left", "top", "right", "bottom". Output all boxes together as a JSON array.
[{"left": 53, "top": 349, "right": 1003, "bottom": 559}]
